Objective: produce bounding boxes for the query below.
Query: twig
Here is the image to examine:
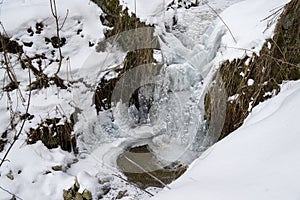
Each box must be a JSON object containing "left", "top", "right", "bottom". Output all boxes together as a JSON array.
[
  {"left": 0, "top": 185, "right": 24, "bottom": 200},
  {"left": 50, "top": 0, "right": 63, "bottom": 75},
  {"left": 59, "top": 9, "right": 69, "bottom": 30},
  {"left": 224, "top": 46, "right": 298, "bottom": 67},
  {"left": 0, "top": 68, "right": 32, "bottom": 167},
  {"left": 261, "top": 5, "right": 284, "bottom": 22},
  {"left": 204, "top": 2, "right": 237, "bottom": 44}
]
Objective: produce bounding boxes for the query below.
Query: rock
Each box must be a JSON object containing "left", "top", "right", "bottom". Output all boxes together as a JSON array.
[
  {"left": 52, "top": 165, "right": 63, "bottom": 171},
  {"left": 6, "top": 171, "right": 14, "bottom": 180}
]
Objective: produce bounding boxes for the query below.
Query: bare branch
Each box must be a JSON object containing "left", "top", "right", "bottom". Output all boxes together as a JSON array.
[
  {"left": 0, "top": 185, "right": 24, "bottom": 200},
  {"left": 204, "top": 2, "right": 237, "bottom": 44},
  {"left": 50, "top": 0, "right": 63, "bottom": 75},
  {"left": 59, "top": 9, "right": 69, "bottom": 30},
  {"left": 0, "top": 68, "right": 32, "bottom": 167}
]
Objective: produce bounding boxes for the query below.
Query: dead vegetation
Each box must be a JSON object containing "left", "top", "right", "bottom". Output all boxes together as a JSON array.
[
  {"left": 27, "top": 117, "right": 77, "bottom": 152},
  {"left": 205, "top": 0, "right": 300, "bottom": 140},
  {"left": 63, "top": 178, "right": 92, "bottom": 200}
]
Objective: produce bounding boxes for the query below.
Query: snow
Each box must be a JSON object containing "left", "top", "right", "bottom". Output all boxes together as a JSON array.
[
  {"left": 0, "top": 0, "right": 297, "bottom": 199},
  {"left": 151, "top": 80, "right": 300, "bottom": 199},
  {"left": 151, "top": 0, "right": 299, "bottom": 199},
  {"left": 0, "top": 140, "right": 75, "bottom": 199},
  {"left": 214, "top": 0, "right": 290, "bottom": 61},
  {"left": 247, "top": 79, "right": 254, "bottom": 86}
]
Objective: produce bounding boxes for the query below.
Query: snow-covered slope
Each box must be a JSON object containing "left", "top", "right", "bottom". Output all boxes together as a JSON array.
[
  {"left": 151, "top": 0, "right": 300, "bottom": 199},
  {"left": 151, "top": 79, "right": 300, "bottom": 200},
  {"left": 0, "top": 0, "right": 297, "bottom": 199}
]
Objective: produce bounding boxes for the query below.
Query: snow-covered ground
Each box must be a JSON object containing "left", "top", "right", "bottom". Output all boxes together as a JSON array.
[
  {"left": 151, "top": 79, "right": 300, "bottom": 200},
  {"left": 0, "top": 0, "right": 297, "bottom": 199}
]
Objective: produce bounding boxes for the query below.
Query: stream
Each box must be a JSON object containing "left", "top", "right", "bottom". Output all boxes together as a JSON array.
[{"left": 77, "top": 0, "right": 242, "bottom": 188}]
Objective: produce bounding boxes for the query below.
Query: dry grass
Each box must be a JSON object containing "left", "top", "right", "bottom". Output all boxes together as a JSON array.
[{"left": 205, "top": 0, "right": 300, "bottom": 140}]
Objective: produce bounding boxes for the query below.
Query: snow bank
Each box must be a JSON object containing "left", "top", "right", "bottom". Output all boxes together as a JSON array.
[
  {"left": 151, "top": 79, "right": 300, "bottom": 199},
  {"left": 151, "top": 0, "right": 300, "bottom": 199},
  {"left": 214, "top": 0, "right": 290, "bottom": 61}
]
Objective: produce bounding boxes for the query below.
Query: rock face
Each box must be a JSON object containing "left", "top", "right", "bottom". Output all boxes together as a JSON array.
[
  {"left": 117, "top": 145, "right": 188, "bottom": 188},
  {"left": 205, "top": 0, "right": 300, "bottom": 140}
]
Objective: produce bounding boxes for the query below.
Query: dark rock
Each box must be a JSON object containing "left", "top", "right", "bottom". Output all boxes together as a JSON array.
[
  {"left": 27, "top": 27, "right": 34, "bottom": 36},
  {"left": 1, "top": 130, "right": 8, "bottom": 138}
]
